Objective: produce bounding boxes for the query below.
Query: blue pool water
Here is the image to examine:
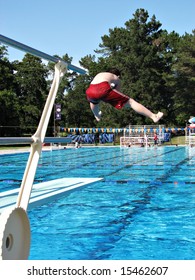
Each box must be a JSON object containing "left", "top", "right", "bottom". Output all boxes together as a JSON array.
[{"left": 0, "top": 146, "right": 195, "bottom": 260}]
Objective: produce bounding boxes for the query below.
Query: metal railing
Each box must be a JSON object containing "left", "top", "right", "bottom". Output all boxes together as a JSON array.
[{"left": 0, "top": 34, "right": 86, "bottom": 74}]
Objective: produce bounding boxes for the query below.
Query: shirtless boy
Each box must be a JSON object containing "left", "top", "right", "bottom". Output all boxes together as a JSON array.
[{"left": 86, "top": 68, "right": 163, "bottom": 122}]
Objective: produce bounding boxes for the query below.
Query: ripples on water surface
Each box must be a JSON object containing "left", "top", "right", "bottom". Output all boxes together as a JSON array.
[{"left": 0, "top": 146, "right": 194, "bottom": 259}]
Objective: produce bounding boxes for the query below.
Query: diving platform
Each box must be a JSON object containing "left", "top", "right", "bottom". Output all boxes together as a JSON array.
[{"left": 0, "top": 177, "right": 102, "bottom": 214}]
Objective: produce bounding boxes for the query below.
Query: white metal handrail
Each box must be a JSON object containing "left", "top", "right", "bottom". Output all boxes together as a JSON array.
[{"left": 0, "top": 34, "right": 86, "bottom": 74}]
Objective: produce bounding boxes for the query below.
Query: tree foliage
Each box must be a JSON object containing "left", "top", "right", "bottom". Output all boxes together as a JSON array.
[
  {"left": 13, "top": 54, "right": 48, "bottom": 130},
  {"left": 171, "top": 31, "right": 195, "bottom": 124},
  {"left": 0, "top": 8, "right": 194, "bottom": 136}
]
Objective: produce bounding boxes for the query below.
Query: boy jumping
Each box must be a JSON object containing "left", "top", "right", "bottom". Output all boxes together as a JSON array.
[{"left": 86, "top": 68, "right": 163, "bottom": 122}]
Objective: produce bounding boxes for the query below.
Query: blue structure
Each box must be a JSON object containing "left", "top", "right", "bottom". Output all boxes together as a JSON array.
[
  {"left": 163, "top": 132, "right": 171, "bottom": 142},
  {"left": 69, "top": 133, "right": 114, "bottom": 144},
  {"left": 99, "top": 133, "right": 114, "bottom": 144}
]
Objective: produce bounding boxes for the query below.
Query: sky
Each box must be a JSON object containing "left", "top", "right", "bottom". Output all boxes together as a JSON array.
[{"left": 1, "top": 0, "right": 195, "bottom": 68}]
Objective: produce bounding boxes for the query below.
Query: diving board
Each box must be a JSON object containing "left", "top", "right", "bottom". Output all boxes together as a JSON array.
[{"left": 0, "top": 177, "right": 102, "bottom": 214}]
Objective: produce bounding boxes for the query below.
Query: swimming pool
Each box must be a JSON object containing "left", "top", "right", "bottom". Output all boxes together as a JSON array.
[{"left": 0, "top": 146, "right": 195, "bottom": 260}]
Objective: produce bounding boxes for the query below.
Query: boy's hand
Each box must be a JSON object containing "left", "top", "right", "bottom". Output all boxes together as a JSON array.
[{"left": 95, "top": 111, "right": 102, "bottom": 122}]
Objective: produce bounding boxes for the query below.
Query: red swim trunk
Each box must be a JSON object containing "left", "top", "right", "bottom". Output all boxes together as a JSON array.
[{"left": 86, "top": 81, "right": 129, "bottom": 110}]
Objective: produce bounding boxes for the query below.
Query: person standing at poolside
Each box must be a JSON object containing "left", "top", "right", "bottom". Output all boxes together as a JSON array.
[
  {"left": 154, "top": 133, "right": 158, "bottom": 145},
  {"left": 86, "top": 68, "right": 163, "bottom": 122}
]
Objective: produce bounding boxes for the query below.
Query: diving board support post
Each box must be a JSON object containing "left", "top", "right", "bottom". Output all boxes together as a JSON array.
[
  {"left": 16, "top": 61, "right": 67, "bottom": 210},
  {"left": 0, "top": 60, "right": 67, "bottom": 259},
  {"left": 0, "top": 34, "right": 86, "bottom": 259}
]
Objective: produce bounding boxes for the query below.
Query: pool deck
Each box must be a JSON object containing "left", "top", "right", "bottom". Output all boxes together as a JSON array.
[
  {"left": 0, "top": 144, "right": 114, "bottom": 153},
  {"left": 0, "top": 146, "right": 65, "bottom": 155},
  {"left": 0, "top": 177, "right": 103, "bottom": 214}
]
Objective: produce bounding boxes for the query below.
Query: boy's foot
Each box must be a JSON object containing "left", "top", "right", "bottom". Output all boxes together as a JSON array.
[{"left": 153, "top": 112, "right": 163, "bottom": 123}]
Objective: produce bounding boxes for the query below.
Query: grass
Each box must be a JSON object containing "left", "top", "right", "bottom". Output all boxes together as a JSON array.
[{"left": 167, "top": 135, "right": 186, "bottom": 145}]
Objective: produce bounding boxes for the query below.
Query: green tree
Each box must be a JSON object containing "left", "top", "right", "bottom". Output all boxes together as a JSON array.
[
  {"left": 171, "top": 31, "right": 195, "bottom": 125},
  {"left": 63, "top": 74, "right": 94, "bottom": 128},
  {"left": 0, "top": 45, "right": 20, "bottom": 135},
  {"left": 0, "top": 90, "right": 20, "bottom": 136},
  {"left": 0, "top": 45, "right": 16, "bottom": 91},
  {"left": 1, "top": 9, "right": 194, "bottom": 131},
  {"left": 47, "top": 54, "right": 92, "bottom": 130},
  {"left": 13, "top": 54, "right": 49, "bottom": 134},
  {"left": 95, "top": 8, "right": 173, "bottom": 126}
]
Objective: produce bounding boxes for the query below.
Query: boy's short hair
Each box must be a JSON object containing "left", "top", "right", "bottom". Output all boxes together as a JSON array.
[{"left": 107, "top": 68, "right": 121, "bottom": 77}]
